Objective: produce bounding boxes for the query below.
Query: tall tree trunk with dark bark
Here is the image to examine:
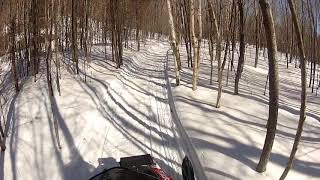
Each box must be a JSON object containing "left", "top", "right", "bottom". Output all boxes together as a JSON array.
[
  {"left": 72, "top": 0, "right": 79, "bottom": 74},
  {"left": 0, "top": 97, "right": 6, "bottom": 151},
  {"left": 254, "top": 0, "right": 261, "bottom": 68},
  {"left": 31, "top": 0, "right": 39, "bottom": 82},
  {"left": 83, "top": 0, "right": 89, "bottom": 82},
  {"left": 256, "top": 0, "right": 280, "bottom": 173},
  {"left": 136, "top": 1, "right": 140, "bottom": 51},
  {"left": 10, "top": 0, "right": 19, "bottom": 93},
  {"left": 55, "top": 0, "right": 61, "bottom": 96},
  {"left": 230, "top": 1, "right": 237, "bottom": 72},
  {"left": 234, "top": 0, "right": 245, "bottom": 95},
  {"left": 182, "top": 0, "right": 193, "bottom": 68},
  {"left": 208, "top": 0, "right": 222, "bottom": 108},
  {"left": 279, "top": 0, "right": 307, "bottom": 178}
]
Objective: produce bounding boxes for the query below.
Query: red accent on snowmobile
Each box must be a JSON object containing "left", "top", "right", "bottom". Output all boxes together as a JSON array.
[
  {"left": 89, "top": 154, "right": 173, "bottom": 180},
  {"left": 150, "top": 167, "right": 173, "bottom": 180}
]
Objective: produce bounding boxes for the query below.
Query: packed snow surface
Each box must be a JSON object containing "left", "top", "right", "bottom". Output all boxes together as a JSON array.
[
  {"left": 1, "top": 40, "right": 190, "bottom": 180},
  {"left": 0, "top": 40, "right": 319, "bottom": 180},
  {"left": 167, "top": 42, "right": 320, "bottom": 180}
]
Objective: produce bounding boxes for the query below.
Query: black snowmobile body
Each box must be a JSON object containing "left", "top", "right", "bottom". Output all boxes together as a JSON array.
[{"left": 89, "top": 154, "right": 173, "bottom": 180}]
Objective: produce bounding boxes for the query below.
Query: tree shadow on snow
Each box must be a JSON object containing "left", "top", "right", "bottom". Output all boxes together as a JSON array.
[
  {"left": 72, "top": 48, "right": 185, "bottom": 179},
  {"left": 166, "top": 51, "right": 320, "bottom": 178},
  {"left": 45, "top": 93, "right": 96, "bottom": 180},
  {"left": 189, "top": 131, "right": 320, "bottom": 177}
]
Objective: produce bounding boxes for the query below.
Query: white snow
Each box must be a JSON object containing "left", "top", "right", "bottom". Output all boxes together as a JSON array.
[
  {"left": 0, "top": 39, "right": 319, "bottom": 180},
  {"left": 167, "top": 42, "right": 320, "bottom": 180},
  {"left": 0, "top": 40, "right": 188, "bottom": 180}
]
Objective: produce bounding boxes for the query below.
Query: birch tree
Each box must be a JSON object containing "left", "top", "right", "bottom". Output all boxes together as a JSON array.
[
  {"left": 191, "top": 0, "right": 202, "bottom": 91},
  {"left": 166, "top": 0, "right": 182, "bottom": 85}
]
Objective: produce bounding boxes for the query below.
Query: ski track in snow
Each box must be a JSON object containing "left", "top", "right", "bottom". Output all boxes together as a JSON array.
[
  {"left": 1, "top": 40, "right": 189, "bottom": 180},
  {"left": 1, "top": 40, "right": 319, "bottom": 180}
]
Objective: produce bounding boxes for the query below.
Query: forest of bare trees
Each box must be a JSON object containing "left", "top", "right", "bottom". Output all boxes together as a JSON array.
[{"left": 0, "top": 0, "right": 319, "bottom": 179}]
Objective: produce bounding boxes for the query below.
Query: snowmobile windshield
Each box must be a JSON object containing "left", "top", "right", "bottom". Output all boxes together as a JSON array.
[{"left": 89, "top": 167, "right": 160, "bottom": 180}]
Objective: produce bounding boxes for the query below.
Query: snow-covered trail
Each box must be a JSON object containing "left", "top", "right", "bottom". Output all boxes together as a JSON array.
[
  {"left": 1, "top": 40, "right": 193, "bottom": 180},
  {"left": 82, "top": 41, "right": 186, "bottom": 178},
  {"left": 3, "top": 39, "right": 318, "bottom": 180}
]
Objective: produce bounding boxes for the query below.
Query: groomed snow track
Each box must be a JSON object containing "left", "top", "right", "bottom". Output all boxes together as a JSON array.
[{"left": 1, "top": 40, "right": 207, "bottom": 180}]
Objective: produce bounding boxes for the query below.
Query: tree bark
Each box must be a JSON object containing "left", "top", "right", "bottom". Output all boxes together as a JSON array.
[
  {"left": 83, "top": 0, "right": 89, "bottom": 82},
  {"left": 256, "top": 0, "right": 280, "bottom": 173},
  {"left": 234, "top": 0, "right": 245, "bottom": 95},
  {"left": 182, "top": 0, "right": 193, "bottom": 68},
  {"left": 0, "top": 134, "right": 5, "bottom": 151},
  {"left": 208, "top": 0, "right": 222, "bottom": 108},
  {"left": 254, "top": 0, "right": 261, "bottom": 68},
  {"left": 279, "top": 0, "right": 307, "bottom": 178},
  {"left": 10, "top": 0, "right": 19, "bottom": 93},
  {"left": 285, "top": 2, "right": 289, "bottom": 69},
  {"left": 54, "top": 0, "right": 61, "bottom": 96},
  {"left": 191, "top": 0, "right": 201, "bottom": 91},
  {"left": 166, "top": 0, "right": 181, "bottom": 86},
  {"left": 0, "top": 97, "right": 6, "bottom": 151},
  {"left": 136, "top": 1, "right": 140, "bottom": 51},
  {"left": 72, "top": 0, "right": 79, "bottom": 74},
  {"left": 230, "top": 1, "right": 237, "bottom": 72}
]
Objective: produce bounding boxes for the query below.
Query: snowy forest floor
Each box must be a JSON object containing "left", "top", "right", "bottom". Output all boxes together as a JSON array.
[
  {"left": 167, "top": 41, "right": 320, "bottom": 180},
  {"left": 0, "top": 39, "right": 319, "bottom": 180}
]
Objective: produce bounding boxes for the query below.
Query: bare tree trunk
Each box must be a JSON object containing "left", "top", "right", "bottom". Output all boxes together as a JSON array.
[
  {"left": 0, "top": 134, "right": 5, "bottom": 151},
  {"left": 285, "top": 2, "right": 290, "bottom": 69},
  {"left": 10, "top": 0, "right": 19, "bottom": 93},
  {"left": 234, "top": 0, "right": 245, "bottom": 95},
  {"left": 306, "top": 0, "right": 317, "bottom": 93},
  {"left": 231, "top": 1, "right": 237, "bottom": 72},
  {"left": 0, "top": 100, "right": 4, "bottom": 138},
  {"left": 254, "top": 0, "right": 261, "bottom": 68},
  {"left": 279, "top": 0, "right": 307, "bottom": 178},
  {"left": 23, "top": 0, "right": 30, "bottom": 76},
  {"left": 221, "top": 5, "right": 233, "bottom": 72},
  {"left": 31, "top": 0, "right": 37, "bottom": 82},
  {"left": 208, "top": 0, "right": 222, "bottom": 108},
  {"left": 47, "top": 0, "right": 62, "bottom": 149},
  {"left": 83, "top": 0, "right": 89, "bottom": 82},
  {"left": 181, "top": 0, "right": 192, "bottom": 68},
  {"left": 0, "top": 97, "right": 5, "bottom": 151},
  {"left": 72, "top": 0, "right": 79, "bottom": 74},
  {"left": 256, "top": 0, "right": 280, "bottom": 173},
  {"left": 209, "top": 33, "right": 214, "bottom": 84},
  {"left": 64, "top": 5, "right": 69, "bottom": 53},
  {"left": 45, "top": 0, "right": 54, "bottom": 101},
  {"left": 136, "top": 1, "right": 140, "bottom": 51},
  {"left": 110, "top": 0, "right": 115, "bottom": 62},
  {"left": 166, "top": 0, "right": 181, "bottom": 86},
  {"left": 55, "top": 0, "right": 61, "bottom": 96},
  {"left": 115, "top": 0, "right": 121, "bottom": 68},
  {"left": 207, "top": 1, "right": 214, "bottom": 85},
  {"left": 104, "top": 4, "right": 108, "bottom": 59},
  {"left": 191, "top": 0, "right": 201, "bottom": 91},
  {"left": 289, "top": 22, "right": 294, "bottom": 64},
  {"left": 312, "top": 4, "right": 318, "bottom": 93},
  {"left": 184, "top": 0, "right": 193, "bottom": 68},
  {"left": 30, "top": 0, "right": 40, "bottom": 78}
]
